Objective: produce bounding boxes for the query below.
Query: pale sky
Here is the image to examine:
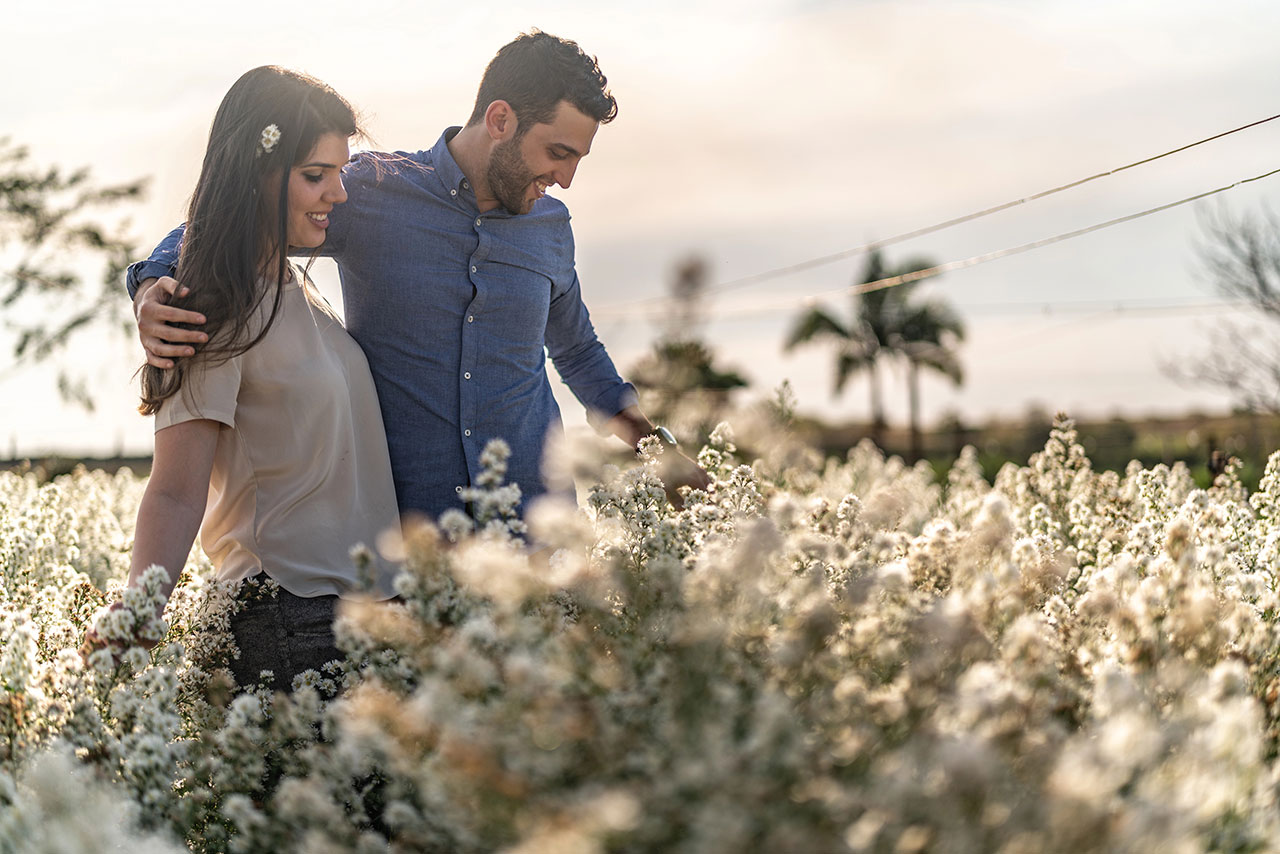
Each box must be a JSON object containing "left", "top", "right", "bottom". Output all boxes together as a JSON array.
[{"left": 4, "top": 0, "right": 1279, "bottom": 456}]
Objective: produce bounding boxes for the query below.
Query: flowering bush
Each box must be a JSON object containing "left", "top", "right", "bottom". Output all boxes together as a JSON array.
[{"left": 5, "top": 417, "right": 1280, "bottom": 853}]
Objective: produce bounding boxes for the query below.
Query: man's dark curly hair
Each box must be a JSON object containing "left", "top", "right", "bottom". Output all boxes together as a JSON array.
[{"left": 466, "top": 30, "right": 618, "bottom": 133}]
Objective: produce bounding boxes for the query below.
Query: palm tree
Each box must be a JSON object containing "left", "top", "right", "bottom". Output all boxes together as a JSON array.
[
  {"left": 784, "top": 250, "right": 965, "bottom": 456},
  {"left": 896, "top": 298, "right": 965, "bottom": 459}
]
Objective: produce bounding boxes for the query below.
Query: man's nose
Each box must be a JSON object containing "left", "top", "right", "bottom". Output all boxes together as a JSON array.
[{"left": 556, "top": 161, "right": 579, "bottom": 190}]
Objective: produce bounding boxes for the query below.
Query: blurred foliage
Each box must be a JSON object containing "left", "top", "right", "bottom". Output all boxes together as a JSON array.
[
  {"left": 25, "top": 406, "right": 1276, "bottom": 493},
  {"left": 0, "top": 138, "right": 146, "bottom": 410},
  {"left": 629, "top": 256, "right": 749, "bottom": 444},
  {"left": 805, "top": 407, "right": 1280, "bottom": 491}
]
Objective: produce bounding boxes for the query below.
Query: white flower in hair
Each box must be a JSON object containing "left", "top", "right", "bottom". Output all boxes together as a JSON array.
[{"left": 259, "top": 123, "right": 281, "bottom": 154}]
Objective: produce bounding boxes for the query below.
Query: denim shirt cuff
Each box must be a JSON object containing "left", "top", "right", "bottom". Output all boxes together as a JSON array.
[
  {"left": 585, "top": 382, "right": 639, "bottom": 434},
  {"left": 125, "top": 259, "right": 177, "bottom": 299}
]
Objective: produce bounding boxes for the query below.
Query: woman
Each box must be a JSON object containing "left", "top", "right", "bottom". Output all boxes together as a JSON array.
[{"left": 89, "top": 66, "right": 401, "bottom": 693}]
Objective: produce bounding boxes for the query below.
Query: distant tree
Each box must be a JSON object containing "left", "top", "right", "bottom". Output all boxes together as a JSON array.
[
  {"left": 1020, "top": 404, "right": 1055, "bottom": 461},
  {"left": 0, "top": 138, "right": 146, "bottom": 409},
  {"left": 1172, "top": 205, "right": 1280, "bottom": 413},
  {"left": 898, "top": 296, "right": 965, "bottom": 459},
  {"left": 784, "top": 249, "right": 964, "bottom": 454},
  {"left": 629, "top": 256, "right": 749, "bottom": 437},
  {"left": 632, "top": 338, "right": 749, "bottom": 399}
]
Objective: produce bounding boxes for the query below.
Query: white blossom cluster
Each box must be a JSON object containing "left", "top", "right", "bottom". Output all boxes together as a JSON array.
[{"left": 5, "top": 419, "right": 1280, "bottom": 852}]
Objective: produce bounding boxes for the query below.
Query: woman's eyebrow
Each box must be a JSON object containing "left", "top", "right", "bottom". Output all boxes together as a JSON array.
[{"left": 299, "top": 160, "right": 342, "bottom": 169}]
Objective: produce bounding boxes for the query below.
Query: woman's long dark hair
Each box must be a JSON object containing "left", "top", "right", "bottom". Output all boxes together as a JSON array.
[{"left": 139, "top": 66, "right": 360, "bottom": 415}]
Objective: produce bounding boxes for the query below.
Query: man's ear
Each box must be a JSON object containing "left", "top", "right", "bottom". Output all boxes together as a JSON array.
[{"left": 484, "top": 100, "right": 518, "bottom": 141}]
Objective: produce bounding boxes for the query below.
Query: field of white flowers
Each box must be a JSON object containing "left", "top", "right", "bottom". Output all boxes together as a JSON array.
[{"left": 3, "top": 416, "right": 1280, "bottom": 853}]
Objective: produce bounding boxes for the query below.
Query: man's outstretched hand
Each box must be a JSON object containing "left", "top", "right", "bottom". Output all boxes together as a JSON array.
[
  {"left": 134, "top": 276, "right": 208, "bottom": 369},
  {"left": 654, "top": 446, "right": 713, "bottom": 509},
  {"left": 606, "top": 405, "right": 713, "bottom": 510}
]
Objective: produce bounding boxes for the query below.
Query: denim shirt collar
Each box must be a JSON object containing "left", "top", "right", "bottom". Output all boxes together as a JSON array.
[{"left": 430, "top": 127, "right": 474, "bottom": 205}]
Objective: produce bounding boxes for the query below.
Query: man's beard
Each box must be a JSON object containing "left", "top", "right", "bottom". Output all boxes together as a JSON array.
[{"left": 487, "top": 137, "right": 538, "bottom": 215}]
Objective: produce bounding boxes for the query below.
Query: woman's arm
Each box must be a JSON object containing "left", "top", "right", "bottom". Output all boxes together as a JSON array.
[
  {"left": 85, "top": 419, "right": 220, "bottom": 655},
  {"left": 129, "top": 419, "right": 221, "bottom": 610}
]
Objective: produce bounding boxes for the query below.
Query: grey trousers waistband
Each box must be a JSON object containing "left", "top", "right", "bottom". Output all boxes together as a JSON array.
[{"left": 228, "top": 575, "right": 343, "bottom": 694}]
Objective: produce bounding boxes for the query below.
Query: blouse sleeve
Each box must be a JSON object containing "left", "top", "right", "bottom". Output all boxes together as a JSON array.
[{"left": 154, "top": 353, "right": 243, "bottom": 431}]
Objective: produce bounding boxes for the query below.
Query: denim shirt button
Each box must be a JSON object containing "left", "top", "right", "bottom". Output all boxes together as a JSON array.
[{"left": 464, "top": 429, "right": 472, "bottom": 437}]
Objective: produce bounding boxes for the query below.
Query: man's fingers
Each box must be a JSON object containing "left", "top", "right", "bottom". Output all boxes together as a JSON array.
[
  {"left": 155, "top": 276, "right": 187, "bottom": 299},
  {"left": 135, "top": 277, "right": 205, "bottom": 370},
  {"left": 140, "top": 326, "right": 198, "bottom": 368},
  {"left": 145, "top": 304, "right": 207, "bottom": 329},
  {"left": 144, "top": 338, "right": 198, "bottom": 358},
  {"left": 142, "top": 320, "right": 206, "bottom": 344},
  {"left": 652, "top": 454, "right": 713, "bottom": 511}
]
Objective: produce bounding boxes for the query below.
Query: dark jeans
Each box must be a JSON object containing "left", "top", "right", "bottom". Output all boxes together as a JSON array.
[{"left": 228, "top": 575, "right": 344, "bottom": 694}]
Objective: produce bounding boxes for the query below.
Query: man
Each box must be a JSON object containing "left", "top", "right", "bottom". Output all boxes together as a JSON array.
[{"left": 128, "top": 31, "right": 708, "bottom": 520}]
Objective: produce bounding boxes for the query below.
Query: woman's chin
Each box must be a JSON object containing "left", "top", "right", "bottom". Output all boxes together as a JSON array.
[{"left": 287, "top": 233, "right": 326, "bottom": 250}]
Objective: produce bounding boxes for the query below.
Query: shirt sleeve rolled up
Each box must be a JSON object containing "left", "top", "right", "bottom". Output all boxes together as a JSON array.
[{"left": 125, "top": 224, "right": 186, "bottom": 298}]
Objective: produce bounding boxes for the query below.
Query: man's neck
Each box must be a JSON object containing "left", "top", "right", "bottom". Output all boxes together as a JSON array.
[{"left": 447, "top": 124, "right": 501, "bottom": 213}]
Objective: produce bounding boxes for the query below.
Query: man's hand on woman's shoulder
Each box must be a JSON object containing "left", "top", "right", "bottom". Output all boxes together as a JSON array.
[{"left": 134, "top": 276, "right": 208, "bottom": 369}]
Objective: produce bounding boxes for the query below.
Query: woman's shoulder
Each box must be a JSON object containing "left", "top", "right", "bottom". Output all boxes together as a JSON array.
[{"left": 222, "top": 271, "right": 307, "bottom": 352}]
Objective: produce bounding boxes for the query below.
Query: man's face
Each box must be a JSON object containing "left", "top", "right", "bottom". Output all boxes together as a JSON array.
[{"left": 486, "top": 100, "right": 599, "bottom": 215}]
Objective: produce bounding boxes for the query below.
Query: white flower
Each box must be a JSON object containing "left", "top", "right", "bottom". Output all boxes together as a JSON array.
[
  {"left": 87, "top": 647, "right": 116, "bottom": 674},
  {"left": 121, "top": 646, "right": 151, "bottom": 671},
  {"left": 438, "top": 508, "right": 474, "bottom": 542},
  {"left": 291, "top": 669, "right": 321, "bottom": 692},
  {"left": 259, "top": 123, "right": 281, "bottom": 154}
]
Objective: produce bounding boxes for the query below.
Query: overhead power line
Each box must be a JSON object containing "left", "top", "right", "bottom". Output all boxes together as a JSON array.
[
  {"left": 598, "top": 110, "right": 1280, "bottom": 312},
  {"left": 962, "top": 297, "right": 1246, "bottom": 317},
  {"left": 846, "top": 165, "right": 1280, "bottom": 297},
  {"left": 592, "top": 164, "right": 1280, "bottom": 321}
]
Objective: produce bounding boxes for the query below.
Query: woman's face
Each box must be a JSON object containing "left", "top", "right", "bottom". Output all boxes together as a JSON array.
[{"left": 286, "top": 132, "right": 350, "bottom": 249}]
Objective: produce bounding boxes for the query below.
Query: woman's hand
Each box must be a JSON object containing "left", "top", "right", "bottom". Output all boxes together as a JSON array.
[{"left": 80, "top": 600, "right": 159, "bottom": 665}]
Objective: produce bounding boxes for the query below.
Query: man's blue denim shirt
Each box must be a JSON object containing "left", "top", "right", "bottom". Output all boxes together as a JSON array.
[{"left": 127, "top": 128, "right": 637, "bottom": 519}]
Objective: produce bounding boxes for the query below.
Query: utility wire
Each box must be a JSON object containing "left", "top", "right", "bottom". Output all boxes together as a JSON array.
[
  {"left": 960, "top": 296, "right": 1240, "bottom": 316},
  {"left": 593, "top": 164, "right": 1280, "bottom": 320},
  {"left": 602, "top": 111, "right": 1280, "bottom": 311},
  {"left": 603, "top": 299, "right": 1250, "bottom": 332},
  {"left": 847, "top": 165, "right": 1280, "bottom": 296}
]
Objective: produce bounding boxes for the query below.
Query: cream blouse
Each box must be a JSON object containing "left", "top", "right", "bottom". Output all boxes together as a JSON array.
[{"left": 155, "top": 267, "right": 401, "bottom": 599}]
